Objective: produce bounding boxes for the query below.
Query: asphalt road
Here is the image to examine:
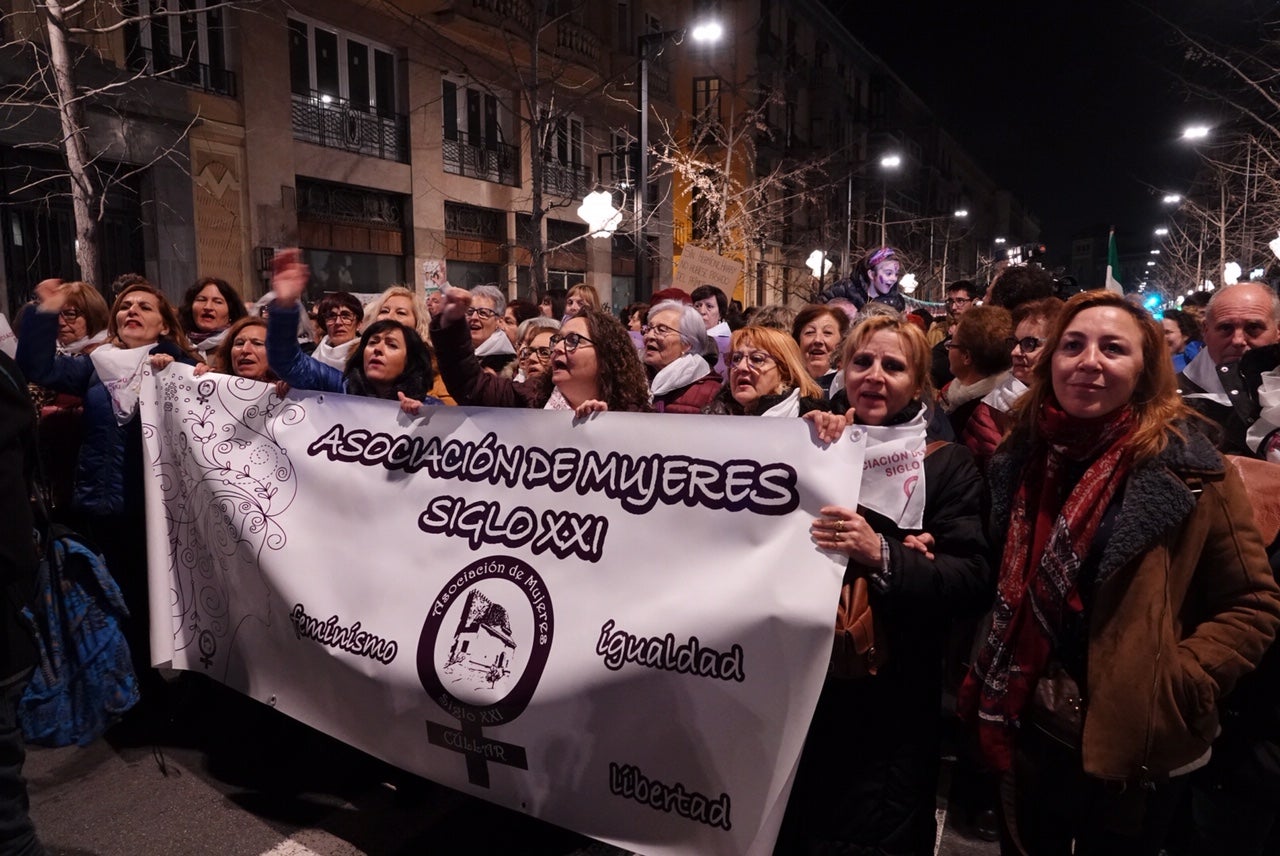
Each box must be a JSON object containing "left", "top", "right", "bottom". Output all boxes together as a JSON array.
[{"left": 23, "top": 676, "right": 999, "bottom": 856}]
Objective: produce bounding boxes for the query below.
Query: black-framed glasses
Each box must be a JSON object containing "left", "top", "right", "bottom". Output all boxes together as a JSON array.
[
  {"left": 641, "top": 323, "right": 677, "bottom": 338},
  {"left": 58, "top": 308, "right": 83, "bottom": 321},
  {"left": 945, "top": 296, "right": 973, "bottom": 307},
  {"left": 728, "top": 350, "right": 777, "bottom": 370},
  {"left": 519, "top": 346, "right": 553, "bottom": 361},
  {"left": 465, "top": 307, "right": 498, "bottom": 319},
  {"left": 1006, "top": 336, "right": 1044, "bottom": 353},
  {"left": 324, "top": 310, "right": 357, "bottom": 323},
  {"left": 549, "top": 332, "right": 594, "bottom": 353}
]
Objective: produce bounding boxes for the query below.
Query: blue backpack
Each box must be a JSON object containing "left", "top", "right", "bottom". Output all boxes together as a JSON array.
[{"left": 19, "top": 527, "right": 140, "bottom": 747}]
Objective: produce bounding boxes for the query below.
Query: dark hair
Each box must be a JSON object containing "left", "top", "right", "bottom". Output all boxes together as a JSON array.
[
  {"left": 1162, "top": 308, "right": 1199, "bottom": 343},
  {"left": 213, "top": 316, "right": 277, "bottom": 381},
  {"left": 946, "top": 279, "right": 978, "bottom": 300},
  {"left": 343, "top": 319, "right": 435, "bottom": 401},
  {"left": 108, "top": 282, "right": 197, "bottom": 357},
  {"left": 538, "top": 289, "right": 567, "bottom": 320},
  {"left": 180, "top": 276, "right": 248, "bottom": 333},
  {"left": 108, "top": 272, "right": 149, "bottom": 303},
  {"left": 622, "top": 302, "right": 650, "bottom": 325},
  {"left": 953, "top": 304, "right": 1014, "bottom": 376},
  {"left": 532, "top": 308, "right": 651, "bottom": 412},
  {"left": 791, "top": 304, "right": 850, "bottom": 345},
  {"left": 986, "top": 265, "right": 1056, "bottom": 311},
  {"left": 506, "top": 297, "right": 541, "bottom": 326},
  {"left": 316, "top": 291, "right": 364, "bottom": 326},
  {"left": 690, "top": 285, "right": 728, "bottom": 320}
]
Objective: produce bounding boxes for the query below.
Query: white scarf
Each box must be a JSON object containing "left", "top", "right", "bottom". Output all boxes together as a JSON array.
[
  {"left": 649, "top": 352, "right": 712, "bottom": 397},
  {"left": 313, "top": 336, "right": 358, "bottom": 370},
  {"left": 760, "top": 387, "right": 802, "bottom": 418},
  {"left": 544, "top": 387, "right": 574, "bottom": 411},
  {"left": 857, "top": 405, "right": 929, "bottom": 529},
  {"left": 57, "top": 328, "right": 109, "bottom": 356},
  {"left": 979, "top": 371, "right": 1026, "bottom": 414},
  {"left": 0, "top": 314, "right": 15, "bottom": 358},
  {"left": 90, "top": 342, "right": 155, "bottom": 425},
  {"left": 475, "top": 330, "right": 516, "bottom": 358},
  {"left": 1248, "top": 369, "right": 1280, "bottom": 457},
  {"left": 707, "top": 320, "right": 731, "bottom": 339},
  {"left": 1181, "top": 347, "right": 1230, "bottom": 405},
  {"left": 939, "top": 372, "right": 1002, "bottom": 413}
]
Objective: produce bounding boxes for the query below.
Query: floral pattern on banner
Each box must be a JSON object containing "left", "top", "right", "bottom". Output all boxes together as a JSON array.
[{"left": 143, "top": 373, "right": 301, "bottom": 677}]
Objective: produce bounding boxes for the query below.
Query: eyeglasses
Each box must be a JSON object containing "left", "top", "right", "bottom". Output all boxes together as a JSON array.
[
  {"left": 944, "top": 341, "right": 966, "bottom": 351},
  {"left": 549, "top": 332, "right": 594, "bottom": 353},
  {"left": 465, "top": 307, "right": 498, "bottom": 320},
  {"left": 729, "top": 350, "right": 777, "bottom": 370},
  {"left": 324, "top": 310, "right": 357, "bottom": 323},
  {"left": 58, "top": 308, "right": 83, "bottom": 321},
  {"left": 945, "top": 297, "right": 973, "bottom": 307},
  {"left": 641, "top": 323, "right": 677, "bottom": 338},
  {"left": 1006, "top": 336, "right": 1045, "bottom": 353},
  {"left": 519, "top": 346, "right": 553, "bottom": 361}
]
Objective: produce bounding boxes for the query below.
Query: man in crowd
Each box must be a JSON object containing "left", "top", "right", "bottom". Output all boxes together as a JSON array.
[
  {"left": 930, "top": 280, "right": 978, "bottom": 390},
  {"left": 1178, "top": 281, "right": 1280, "bottom": 455}
]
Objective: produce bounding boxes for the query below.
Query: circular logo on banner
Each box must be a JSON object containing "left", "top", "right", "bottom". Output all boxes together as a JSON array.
[{"left": 417, "top": 556, "right": 554, "bottom": 726}]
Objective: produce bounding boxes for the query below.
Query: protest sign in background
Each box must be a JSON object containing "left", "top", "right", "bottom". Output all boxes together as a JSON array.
[{"left": 141, "top": 366, "right": 866, "bottom": 856}]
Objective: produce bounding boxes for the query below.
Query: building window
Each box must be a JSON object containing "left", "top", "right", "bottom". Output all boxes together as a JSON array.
[
  {"left": 444, "top": 203, "right": 505, "bottom": 242},
  {"left": 287, "top": 16, "right": 407, "bottom": 162},
  {"left": 441, "top": 79, "right": 519, "bottom": 186},
  {"left": 539, "top": 115, "right": 591, "bottom": 198},
  {"left": 123, "top": 0, "right": 235, "bottom": 96},
  {"left": 693, "top": 77, "right": 721, "bottom": 136}
]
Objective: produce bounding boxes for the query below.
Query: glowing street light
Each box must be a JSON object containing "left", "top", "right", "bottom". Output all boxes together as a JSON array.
[
  {"left": 577, "top": 188, "right": 622, "bottom": 238},
  {"left": 994, "top": 237, "right": 1007, "bottom": 245},
  {"left": 806, "top": 250, "right": 833, "bottom": 278},
  {"left": 1224, "top": 262, "right": 1242, "bottom": 285},
  {"left": 1150, "top": 249, "right": 1160, "bottom": 255},
  {"left": 690, "top": 21, "right": 723, "bottom": 42},
  {"left": 899, "top": 273, "right": 918, "bottom": 294},
  {"left": 1154, "top": 227, "right": 1169, "bottom": 236},
  {"left": 954, "top": 209, "right": 969, "bottom": 218},
  {"left": 879, "top": 154, "right": 902, "bottom": 169},
  {"left": 1162, "top": 194, "right": 1182, "bottom": 205},
  {"left": 1182, "top": 124, "right": 1211, "bottom": 141}
]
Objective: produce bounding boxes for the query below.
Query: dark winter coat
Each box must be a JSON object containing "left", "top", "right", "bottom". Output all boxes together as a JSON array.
[
  {"left": 0, "top": 352, "right": 39, "bottom": 683},
  {"left": 784, "top": 435, "right": 992, "bottom": 855},
  {"left": 988, "top": 425, "right": 1280, "bottom": 780},
  {"left": 17, "top": 310, "right": 195, "bottom": 517},
  {"left": 432, "top": 315, "right": 545, "bottom": 408},
  {"left": 651, "top": 372, "right": 722, "bottom": 414}
]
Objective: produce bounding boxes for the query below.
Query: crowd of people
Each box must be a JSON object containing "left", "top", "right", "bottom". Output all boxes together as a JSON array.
[{"left": 4, "top": 245, "right": 1280, "bottom": 856}]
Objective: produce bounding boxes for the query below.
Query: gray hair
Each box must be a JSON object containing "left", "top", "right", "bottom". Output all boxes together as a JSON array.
[
  {"left": 516, "top": 315, "right": 559, "bottom": 345},
  {"left": 470, "top": 284, "right": 507, "bottom": 316},
  {"left": 649, "top": 299, "right": 710, "bottom": 357},
  {"left": 1206, "top": 281, "right": 1280, "bottom": 326}
]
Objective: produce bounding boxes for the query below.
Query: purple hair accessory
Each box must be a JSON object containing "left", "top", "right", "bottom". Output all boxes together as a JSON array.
[{"left": 867, "top": 247, "right": 897, "bottom": 268}]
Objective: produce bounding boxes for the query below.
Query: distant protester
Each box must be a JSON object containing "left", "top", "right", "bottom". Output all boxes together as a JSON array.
[
  {"left": 792, "top": 304, "right": 850, "bottom": 395},
  {"left": 180, "top": 276, "right": 248, "bottom": 366},
  {"left": 312, "top": 291, "right": 364, "bottom": 370},
  {"left": 641, "top": 300, "right": 721, "bottom": 414},
  {"left": 467, "top": 284, "right": 516, "bottom": 374},
  {"left": 564, "top": 283, "right": 602, "bottom": 320}
]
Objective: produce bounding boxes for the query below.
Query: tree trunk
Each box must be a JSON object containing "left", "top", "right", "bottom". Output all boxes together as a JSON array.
[{"left": 42, "top": 0, "right": 104, "bottom": 287}]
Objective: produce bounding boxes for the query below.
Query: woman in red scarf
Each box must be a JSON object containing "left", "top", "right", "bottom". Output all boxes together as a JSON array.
[{"left": 960, "top": 290, "right": 1280, "bottom": 855}]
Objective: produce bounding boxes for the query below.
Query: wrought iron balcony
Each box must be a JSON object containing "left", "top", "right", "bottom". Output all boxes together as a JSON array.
[
  {"left": 556, "top": 21, "right": 600, "bottom": 63},
  {"left": 443, "top": 131, "right": 520, "bottom": 187},
  {"left": 290, "top": 92, "right": 409, "bottom": 163},
  {"left": 127, "top": 47, "right": 237, "bottom": 96},
  {"left": 469, "top": 0, "right": 533, "bottom": 32},
  {"left": 540, "top": 160, "right": 592, "bottom": 199}
]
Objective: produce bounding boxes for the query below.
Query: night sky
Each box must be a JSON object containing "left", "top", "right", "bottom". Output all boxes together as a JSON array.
[{"left": 834, "top": 0, "right": 1271, "bottom": 266}]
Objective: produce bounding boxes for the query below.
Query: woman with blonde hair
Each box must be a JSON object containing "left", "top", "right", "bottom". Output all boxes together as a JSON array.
[
  {"left": 960, "top": 290, "right": 1280, "bottom": 854},
  {"left": 701, "top": 326, "right": 825, "bottom": 416}
]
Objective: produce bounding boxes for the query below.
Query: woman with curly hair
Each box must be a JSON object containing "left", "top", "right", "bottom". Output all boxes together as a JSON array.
[
  {"left": 179, "top": 276, "right": 248, "bottom": 366},
  {"left": 267, "top": 251, "right": 442, "bottom": 411},
  {"left": 432, "top": 287, "right": 651, "bottom": 415}
]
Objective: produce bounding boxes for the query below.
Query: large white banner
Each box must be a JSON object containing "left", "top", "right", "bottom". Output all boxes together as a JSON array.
[{"left": 140, "top": 366, "right": 867, "bottom": 856}]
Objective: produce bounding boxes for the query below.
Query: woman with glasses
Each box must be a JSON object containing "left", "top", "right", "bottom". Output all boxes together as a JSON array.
[
  {"left": 512, "top": 317, "right": 560, "bottom": 382},
  {"left": 463, "top": 285, "right": 517, "bottom": 374},
  {"left": 938, "top": 304, "right": 1013, "bottom": 438},
  {"left": 963, "top": 297, "right": 1064, "bottom": 470},
  {"left": 960, "top": 290, "right": 1280, "bottom": 855},
  {"left": 432, "top": 286, "right": 650, "bottom": 416},
  {"left": 702, "top": 326, "right": 827, "bottom": 417},
  {"left": 311, "top": 291, "right": 364, "bottom": 370},
  {"left": 267, "top": 251, "right": 442, "bottom": 411},
  {"left": 179, "top": 276, "right": 248, "bottom": 368},
  {"left": 780, "top": 314, "right": 991, "bottom": 856},
  {"left": 641, "top": 301, "right": 721, "bottom": 414}
]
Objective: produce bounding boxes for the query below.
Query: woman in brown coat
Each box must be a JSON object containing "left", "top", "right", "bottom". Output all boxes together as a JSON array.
[{"left": 960, "top": 290, "right": 1280, "bottom": 855}]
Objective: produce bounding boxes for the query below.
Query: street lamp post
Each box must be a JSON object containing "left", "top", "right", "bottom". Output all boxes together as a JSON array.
[
  {"left": 634, "top": 22, "right": 721, "bottom": 301},
  {"left": 878, "top": 154, "right": 901, "bottom": 246}
]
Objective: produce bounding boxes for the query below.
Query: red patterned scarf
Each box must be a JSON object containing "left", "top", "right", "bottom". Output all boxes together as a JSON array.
[{"left": 959, "top": 400, "right": 1136, "bottom": 771}]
